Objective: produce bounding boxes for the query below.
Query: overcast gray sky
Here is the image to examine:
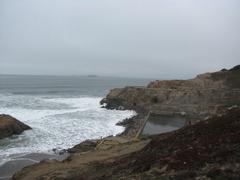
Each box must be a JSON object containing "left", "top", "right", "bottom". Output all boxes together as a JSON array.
[{"left": 0, "top": 0, "right": 239, "bottom": 79}]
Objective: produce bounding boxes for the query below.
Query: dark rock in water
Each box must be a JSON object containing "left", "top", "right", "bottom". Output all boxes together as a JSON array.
[
  {"left": 118, "top": 114, "right": 147, "bottom": 137},
  {"left": 68, "top": 139, "right": 99, "bottom": 153},
  {"left": 116, "top": 117, "right": 134, "bottom": 127},
  {"left": 0, "top": 114, "right": 31, "bottom": 139},
  {"left": 100, "top": 96, "right": 126, "bottom": 110},
  {"left": 52, "top": 149, "right": 68, "bottom": 155},
  {"left": 99, "top": 98, "right": 106, "bottom": 105}
]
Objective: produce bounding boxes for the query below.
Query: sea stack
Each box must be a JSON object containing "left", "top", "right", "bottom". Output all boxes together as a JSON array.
[{"left": 0, "top": 114, "right": 31, "bottom": 139}]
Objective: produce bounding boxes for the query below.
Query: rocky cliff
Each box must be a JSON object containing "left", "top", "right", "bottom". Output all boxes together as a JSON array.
[{"left": 101, "top": 65, "right": 240, "bottom": 122}]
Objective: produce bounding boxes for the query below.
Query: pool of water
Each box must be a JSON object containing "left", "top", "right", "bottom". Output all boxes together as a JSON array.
[{"left": 142, "top": 114, "right": 186, "bottom": 135}]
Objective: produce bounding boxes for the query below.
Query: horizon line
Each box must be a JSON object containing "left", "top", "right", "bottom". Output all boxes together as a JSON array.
[{"left": 0, "top": 73, "right": 154, "bottom": 80}]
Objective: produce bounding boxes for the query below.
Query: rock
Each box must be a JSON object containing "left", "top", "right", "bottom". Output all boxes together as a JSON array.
[
  {"left": 116, "top": 117, "right": 133, "bottom": 127},
  {"left": 52, "top": 148, "right": 68, "bottom": 155},
  {"left": 0, "top": 114, "right": 31, "bottom": 139},
  {"left": 118, "top": 106, "right": 125, "bottom": 110},
  {"left": 68, "top": 139, "right": 99, "bottom": 153},
  {"left": 99, "top": 98, "right": 107, "bottom": 105}
]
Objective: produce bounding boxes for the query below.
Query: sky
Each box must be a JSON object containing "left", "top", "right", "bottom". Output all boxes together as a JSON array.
[{"left": 0, "top": 0, "right": 239, "bottom": 79}]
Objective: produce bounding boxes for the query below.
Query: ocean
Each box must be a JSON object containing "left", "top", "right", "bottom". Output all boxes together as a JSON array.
[{"left": 0, "top": 75, "right": 150, "bottom": 166}]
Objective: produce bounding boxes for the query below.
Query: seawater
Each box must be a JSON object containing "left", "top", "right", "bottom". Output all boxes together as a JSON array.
[{"left": 0, "top": 75, "right": 149, "bottom": 165}]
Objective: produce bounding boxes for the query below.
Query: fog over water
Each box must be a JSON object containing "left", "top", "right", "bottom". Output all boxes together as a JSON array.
[{"left": 0, "top": 0, "right": 239, "bottom": 78}]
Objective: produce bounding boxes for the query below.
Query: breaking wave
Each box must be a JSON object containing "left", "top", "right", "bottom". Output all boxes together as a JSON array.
[{"left": 0, "top": 94, "right": 136, "bottom": 165}]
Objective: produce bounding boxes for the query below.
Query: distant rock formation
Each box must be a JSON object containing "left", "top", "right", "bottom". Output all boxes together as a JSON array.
[
  {"left": 102, "top": 65, "right": 240, "bottom": 123},
  {"left": 0, "top": 114, "right": 31, "bottom": 139}
]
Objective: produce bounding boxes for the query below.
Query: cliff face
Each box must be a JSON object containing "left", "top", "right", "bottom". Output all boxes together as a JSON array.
[{"left": 102, "top": 65, "right": 240, "bottom": 121}]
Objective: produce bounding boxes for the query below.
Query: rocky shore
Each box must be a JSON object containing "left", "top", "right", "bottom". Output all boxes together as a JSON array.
[
  {"left": 12, "top": 108, "right": 240, "bottom": 180},
  {"left": 0, "top": 115, "right": 31, "bottom": 139},
  {"left": 11, "top": 65, "right": 240, "bottom": 179}
]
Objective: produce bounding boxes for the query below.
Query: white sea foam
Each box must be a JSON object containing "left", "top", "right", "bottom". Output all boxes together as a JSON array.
[{"left": 0, "top": 94, "right": 136, "bottom": 165}]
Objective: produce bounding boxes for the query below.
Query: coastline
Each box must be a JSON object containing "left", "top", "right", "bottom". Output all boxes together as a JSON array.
[
  {"left": 0, "top": 110, "right": 139, "bottom": 179},
  {"left": 12, "top": 107, "right": 240, "bottom": 180},
  {"left": 6, "top": 65, "right": 240, "bottom": 179}
]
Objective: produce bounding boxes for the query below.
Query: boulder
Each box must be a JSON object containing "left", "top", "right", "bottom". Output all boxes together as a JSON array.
[{"left": 0, "top": 114, "right": 31, "bottom": 139}]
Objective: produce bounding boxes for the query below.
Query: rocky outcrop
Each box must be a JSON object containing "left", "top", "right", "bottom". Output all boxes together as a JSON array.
[
  {"left": 102, "top": 65, "right": 240, "bottom": 122},
  {"left": 68, "top": 139, "right": 99, "bottom": 153},
  {"left": 0, "top": 114, "right": 31, "bottom": 139}
]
